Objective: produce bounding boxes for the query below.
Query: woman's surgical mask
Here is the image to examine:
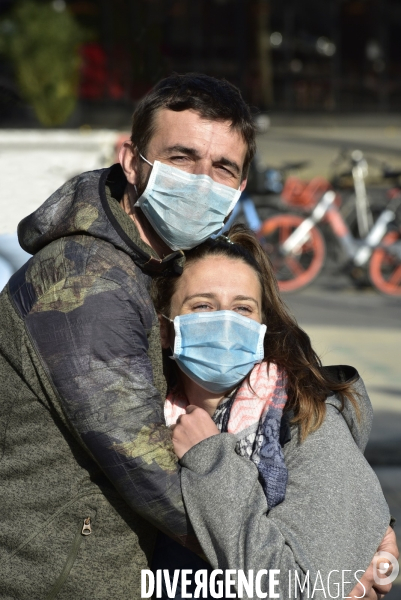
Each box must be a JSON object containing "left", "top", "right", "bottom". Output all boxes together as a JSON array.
[
  {"left": 165, "top": 310, "right": 266, "bottom": 394},
  {"left": 134, "top": 155, "right": 241, "bottom": 251}
]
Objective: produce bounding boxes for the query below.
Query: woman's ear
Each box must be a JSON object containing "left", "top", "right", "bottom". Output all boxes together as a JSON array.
[{"left": 158, "top": 314, "right": 172, "bottom": 349}]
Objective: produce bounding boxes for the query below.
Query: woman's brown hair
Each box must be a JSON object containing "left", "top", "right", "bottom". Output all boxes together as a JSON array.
[{"left": 152, "top": 224, "right": 359, "bottom": 440}]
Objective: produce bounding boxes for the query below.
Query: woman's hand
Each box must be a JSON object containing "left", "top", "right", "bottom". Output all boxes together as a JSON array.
[
  {"left": 171, "top": 405, "right": 220, "bottom": 459},
  {"left": 348, "top": 526, "right": 399, "bottom": 599}
]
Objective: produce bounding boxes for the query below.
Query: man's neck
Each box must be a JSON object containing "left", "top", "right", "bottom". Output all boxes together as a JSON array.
[{"left": 120, "top": 185, "right": 172, "bottom": 258}]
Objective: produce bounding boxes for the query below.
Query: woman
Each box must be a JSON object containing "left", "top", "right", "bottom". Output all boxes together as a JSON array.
[{"left": 151, "top": 225, "right": 392, "bottom": 599}]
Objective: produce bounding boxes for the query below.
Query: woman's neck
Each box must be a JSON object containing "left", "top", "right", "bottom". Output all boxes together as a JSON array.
[{"left": 180, "top": 372, "right": 225, "bottom": 416}]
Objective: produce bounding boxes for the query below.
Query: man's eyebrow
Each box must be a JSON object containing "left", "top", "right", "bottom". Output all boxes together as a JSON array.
[
  {"left": 215, "top": 157, "right": 241, "bottom": 176},
  {"left": 164, "top": 145, "right": 241, "bottom": 176},
  {"left": 164, "top": 145, "right": 201, "bottom": 158}
]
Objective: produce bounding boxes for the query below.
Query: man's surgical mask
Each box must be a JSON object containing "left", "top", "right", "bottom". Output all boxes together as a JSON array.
[
  {"left": 165, "top": 310, "right": 266, "bottom": 394},
  {"left": 134, "top": 155, "right": 241, "bottom": 251}
]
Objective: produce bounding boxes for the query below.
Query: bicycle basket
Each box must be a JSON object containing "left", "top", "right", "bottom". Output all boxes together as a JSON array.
[{"left": 282, "top": 177, "right": 334, "bottom": 210}]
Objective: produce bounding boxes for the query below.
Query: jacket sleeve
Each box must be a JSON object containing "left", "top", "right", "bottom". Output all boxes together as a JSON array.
[
  {"left": 179, "top": 405, "right": 390, "bottom": 599},
  {"left": 22, "top": 265, "right": 191, "bottom": 542}
]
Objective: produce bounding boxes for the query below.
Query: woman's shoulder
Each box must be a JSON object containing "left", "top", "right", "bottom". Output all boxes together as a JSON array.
[
  {"left": 322, "top": 364, "right": 373, "bottom": 452},
  {"left": 284, "top": 364, "right": 373, "bottom": 453}
]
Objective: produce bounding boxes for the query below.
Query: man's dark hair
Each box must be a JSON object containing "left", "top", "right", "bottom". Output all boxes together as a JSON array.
[{"left": 130, "top": 73, "right": 256, "bottom": 179}]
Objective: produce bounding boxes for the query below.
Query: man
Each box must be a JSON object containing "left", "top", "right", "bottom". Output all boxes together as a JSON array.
[{"left": 0, "top": 73, "right": 396, "bottom": 599}]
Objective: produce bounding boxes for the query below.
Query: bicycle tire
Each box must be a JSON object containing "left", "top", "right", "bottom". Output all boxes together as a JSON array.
[
  {"left": 257, "top": 214, "right": 326, "bottom": 292},
  {"left": 369, "top": 229, "right": 401, "bottom": 296}
]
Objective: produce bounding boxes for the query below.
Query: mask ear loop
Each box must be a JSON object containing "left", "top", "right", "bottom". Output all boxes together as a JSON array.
[
  {"left": 134, "top": 152, "right": 153, "bottom": 200},
  {"left": 139, "top": 153, "right": 153, "bottom": 167}
]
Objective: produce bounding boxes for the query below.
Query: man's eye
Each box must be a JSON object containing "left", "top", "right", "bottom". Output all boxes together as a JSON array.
[{"left": 218, "top": 166, "right": 235, "bottom": 177}]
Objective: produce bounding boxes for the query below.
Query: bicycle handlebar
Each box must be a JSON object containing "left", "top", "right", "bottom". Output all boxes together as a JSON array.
[{"left": 280, "top": 160, "right": 310, "bottom": 171}]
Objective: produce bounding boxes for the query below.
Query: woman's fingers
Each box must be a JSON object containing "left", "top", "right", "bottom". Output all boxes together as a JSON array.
[
  {"left": 348, "top": 544, "right": 398, "bottom": 599},
  {"left": 171, "top": 406, "right": 220, "bottom": 459}
]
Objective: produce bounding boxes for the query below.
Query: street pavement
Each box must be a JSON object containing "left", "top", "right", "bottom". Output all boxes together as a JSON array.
[{"left": 257, "top": 113, "right": 401, "bottom": 181}]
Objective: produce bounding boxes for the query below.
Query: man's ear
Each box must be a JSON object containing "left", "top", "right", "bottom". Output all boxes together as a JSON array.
[
  {"left": 239, "top": 178, "right": 248, "bottom": 193},
  {"left": 158, "top": 314, "right": 172, "bottom": 349},
  {"left": 119, "top": 141, "right": 140, "bottom": 186}
]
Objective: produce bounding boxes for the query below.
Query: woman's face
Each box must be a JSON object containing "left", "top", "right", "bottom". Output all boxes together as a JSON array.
[{"left": 160, "top": 255, "right": 263, "bottom": 349}]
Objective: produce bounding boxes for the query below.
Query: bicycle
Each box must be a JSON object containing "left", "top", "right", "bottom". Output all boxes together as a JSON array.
[
  {"left": 329, "top": 148, "right": 397, "bottom": 238},
  {"left": 221, "top": 159, "right": 310, "bottom": 235},
  {"left": 257, "top": 184, "right": 401, "bottom": 296},
  {"left": 369, "top": 170, "right": 401, "bottom": 296}
]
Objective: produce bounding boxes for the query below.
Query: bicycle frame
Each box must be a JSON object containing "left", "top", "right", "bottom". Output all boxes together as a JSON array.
[
  {"left": 281, "top": 191, "right": 336, "bottom": 255},
  {"left": 281, "top": 191, "right": 398, "bottom": 269},
  {"left": 222, "top": 192, "right": 263, "bottom": 234},
  {"left": 351, "top": 152, "right": 373, "bottom": 238}
]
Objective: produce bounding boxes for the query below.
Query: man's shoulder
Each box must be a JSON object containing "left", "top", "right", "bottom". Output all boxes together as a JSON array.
[
  {"left": 31, "top": 232, "right": 144, "bottom": 281},
  {"left": 8, "top": 233, "right": 152, "bottom": 321}
]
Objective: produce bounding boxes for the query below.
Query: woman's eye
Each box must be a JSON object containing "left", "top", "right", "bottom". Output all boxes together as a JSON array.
[
  {"left": 192, "top": 303, "right": 211, "bottom": 311},
  {"left": 235, "top": 306, "right": 252, "bottom": 314}
]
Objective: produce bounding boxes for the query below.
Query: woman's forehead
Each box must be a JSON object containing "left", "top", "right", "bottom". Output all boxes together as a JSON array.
[{"left": 176, "top": 255, "right": 261, "bottom": 295}]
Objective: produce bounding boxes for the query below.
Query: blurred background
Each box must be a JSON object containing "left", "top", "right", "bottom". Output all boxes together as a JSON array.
[
  {"left": 1, "top": 0, "right": 401, "bottom": 125},
  {"left": 0, "top": 0, "right": 400, "bottom": 594}
]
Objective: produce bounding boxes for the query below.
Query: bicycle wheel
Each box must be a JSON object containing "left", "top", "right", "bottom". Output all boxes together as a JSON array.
[
  {"left": 258, "top": 214, "right": 326, "bottom": 292},
  {"left": 369, "top": 229, "right": 401, "bottom": 296}
]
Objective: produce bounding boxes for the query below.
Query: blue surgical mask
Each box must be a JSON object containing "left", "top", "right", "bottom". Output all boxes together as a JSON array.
[
  {"left": 134, "top": 155, "right": 241, "bottom": 251},
  {"left": 165, "top": 310, "right": 266, "bottom": 393}
]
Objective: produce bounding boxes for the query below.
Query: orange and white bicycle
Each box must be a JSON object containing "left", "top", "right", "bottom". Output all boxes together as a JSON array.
[{"left": 258, "top": 174, "right": 401, "bottom": 296}]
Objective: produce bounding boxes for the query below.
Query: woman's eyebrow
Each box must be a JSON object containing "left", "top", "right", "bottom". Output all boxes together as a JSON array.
[
  {"left": 182, "top": 293, "right": 216, "bottom": 303},
  {"left": 182, "top": 293, "right": 259, "bottom": 306},
  {"left": 234, "top": 295, "right": 259, "bottom": 305}
]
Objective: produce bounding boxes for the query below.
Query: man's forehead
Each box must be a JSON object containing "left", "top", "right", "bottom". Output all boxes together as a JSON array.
[{"left": 150, "top": 108, "right": 246, "bottom": 154}]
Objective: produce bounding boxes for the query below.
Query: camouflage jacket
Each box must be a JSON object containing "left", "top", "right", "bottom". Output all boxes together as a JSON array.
[{"left": 0, "top": 164, "right": 192, "bottom": 600}]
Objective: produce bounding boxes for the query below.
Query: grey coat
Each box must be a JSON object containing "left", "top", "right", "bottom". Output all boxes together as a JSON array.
[{"left": 180, "top": 374, "right": 390, "bottom": 599}]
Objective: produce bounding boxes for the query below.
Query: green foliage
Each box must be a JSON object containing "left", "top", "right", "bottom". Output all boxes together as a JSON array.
[{"left": 0, "top": 1, "right": 83, "bottom": 126}]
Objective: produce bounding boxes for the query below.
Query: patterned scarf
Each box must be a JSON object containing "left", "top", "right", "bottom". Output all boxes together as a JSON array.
[{"left": 164, "top": 362, "right": 288, "bottom": 509}]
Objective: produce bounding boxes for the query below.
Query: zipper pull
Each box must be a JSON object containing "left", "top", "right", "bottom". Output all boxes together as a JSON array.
[{"left": 81, "top": 517, "right": 92, "bottom": 536}]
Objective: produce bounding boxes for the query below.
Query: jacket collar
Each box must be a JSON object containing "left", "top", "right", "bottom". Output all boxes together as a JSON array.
[{"left": 101, "top": 164, "right": 185, "bottom": 276}]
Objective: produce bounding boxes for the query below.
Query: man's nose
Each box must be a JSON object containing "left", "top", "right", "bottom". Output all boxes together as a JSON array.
[{"left": 192, "top": 159, "right": 213, "bottom": 179}]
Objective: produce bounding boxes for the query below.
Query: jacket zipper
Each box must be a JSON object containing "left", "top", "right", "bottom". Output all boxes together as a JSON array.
[
  {"left": 8, "top": 492, "right": 99, "bottom": 561},
  {"left": 81, "top": 516, "right": 92, "bottom": 535},
  {"left": 44, "top": 517, "right": 91, "bottom": 600}
]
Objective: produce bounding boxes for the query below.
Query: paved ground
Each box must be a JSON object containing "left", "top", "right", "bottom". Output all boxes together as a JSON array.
[
  {"left": 284, "top": 290, "right": 401, "bottom": 424},
  {"left": 257, "top": 113, "right": 401, "bottom": 180}
]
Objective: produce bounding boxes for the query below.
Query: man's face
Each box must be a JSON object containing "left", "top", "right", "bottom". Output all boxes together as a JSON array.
[{"left": 133, "top": 108, "right": 248, "bottom": 194}]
